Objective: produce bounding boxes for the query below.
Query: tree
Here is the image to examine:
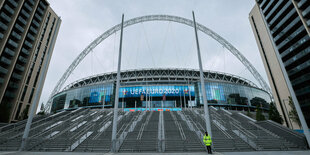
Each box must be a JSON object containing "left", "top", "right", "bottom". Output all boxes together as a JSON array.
[
  {"left": 256, "top": 104, "right": 265, "bottom": 121},
  {"left": 37, "top": 102, "right": 46, "bottom": 115},
  {"left": 288, "top": 96, "right": 301, "bottom": 128},
  {"left": 40, "top": 102, "right": 45, "bottom": 111},
  {"left": 246, "top": 108, "right": 252, "bottom": 118},
  {"left": 268, "top": 102, "right": 283, "bottom": 124},
  {"left": 19, "top": 105, "right": 30, "bottom": 120}
]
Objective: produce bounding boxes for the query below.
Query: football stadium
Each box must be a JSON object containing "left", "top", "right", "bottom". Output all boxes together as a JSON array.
[
  {"left": 51, "top": 68, "right": 271, "bottom": 113},
  {"left": 0, "top": 14, "right": 309, "bottom": 153}
]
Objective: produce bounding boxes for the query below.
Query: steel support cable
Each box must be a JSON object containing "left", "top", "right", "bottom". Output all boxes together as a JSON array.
[
  {"left": 186, "top": 36, "right": 196, "bottom": 68},
  {"left": 93, "top": 50, "right": 105, "bottom": 70},
  {"left": 91, "top": 50, "right": 94, "bottom": 75},
  {"left": 202, "top": 37, "right": 214, "bottom": 71},
  {"left": 201, "top": 36, "right": 211, "bottom": 71},
  {"left": 158, "top": 21, "right": 171, "bottom": 67},
  {"left": 134, "top": 25, "right": 142, "bottom": 68},
  {"left": 113, "top": 32, "right": 117, "bottom": 71},
  {"left": 141, "top": 22, "right": 156, "bottom": 67},
  {"left": 237, "top": 66, "right": 248, "bottom": 78},
  {"left": 223, "top": 46, "right": 226, "bottom": 73},
  {"left": 46, "top": 15, "right": 271, "bottom": 112},
  {"left": 186, "top": 34, "right": 195, "bottom": 68},
  {"left": 169, "top": 23, "right": 181, "bottom": 68},
  {"left": 211, "top": 44, "right": 223, "bottom": 72}
]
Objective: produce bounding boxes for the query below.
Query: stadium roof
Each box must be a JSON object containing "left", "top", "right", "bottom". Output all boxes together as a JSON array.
[{"left": 62, "top": 68, "right": 259, "bottom": 92}]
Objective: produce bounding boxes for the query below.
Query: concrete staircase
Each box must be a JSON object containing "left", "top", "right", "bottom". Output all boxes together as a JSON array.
[
  {"left": 0, "top": 108, "right": 307, "bottom": 152},
  {"left": 257, "top": 120, "right": 307, "bottom": 149}
]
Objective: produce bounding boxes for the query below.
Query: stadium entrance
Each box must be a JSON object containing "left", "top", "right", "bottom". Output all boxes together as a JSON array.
[{"left": 118, "top": 85, "right": 196, "bottom": 111}]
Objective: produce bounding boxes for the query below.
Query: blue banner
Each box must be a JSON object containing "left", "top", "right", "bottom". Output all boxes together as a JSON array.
[{"left": 119, "top": 85, "right": 195, "bottom": 98}]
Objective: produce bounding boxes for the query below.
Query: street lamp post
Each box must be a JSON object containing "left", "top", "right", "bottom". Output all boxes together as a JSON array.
[
  {"left": 192, "top": 11, "right": 212, "bottom": 138},
  {"left": 111, "top": 14, "right": 124, "bottom": 152}
]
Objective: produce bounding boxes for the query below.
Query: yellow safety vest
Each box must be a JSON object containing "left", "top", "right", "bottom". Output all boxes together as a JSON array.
[{"left": 203, "top": 135, "right": 212, "bottom": 146}]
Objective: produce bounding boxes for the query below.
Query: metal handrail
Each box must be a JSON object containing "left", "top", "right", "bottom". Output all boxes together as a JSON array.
[
  {"left": 225, "top": 113, "right": 257, "bottom": 139},
  {"left": 265, "top": 120, "right": 305, "bottom": 139},
  {"left": 211, "top": 114, "right": 233, "bottom": 139}
]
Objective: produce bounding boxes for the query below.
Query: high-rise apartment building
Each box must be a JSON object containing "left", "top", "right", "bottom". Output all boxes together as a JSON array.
[
  {"left": 249, "top": 0, "right": 310, "bottom": 129},
  {"left": 0, "top": 0, "right": 61, "bottom": 123}
]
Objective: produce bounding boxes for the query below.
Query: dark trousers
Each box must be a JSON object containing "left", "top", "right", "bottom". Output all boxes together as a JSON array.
[{"left": 207, "top": 145, "right": 212, "bottom": 154}]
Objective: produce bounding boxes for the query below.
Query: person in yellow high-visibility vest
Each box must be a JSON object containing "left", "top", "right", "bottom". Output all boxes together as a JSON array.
[{"left": 203, "top": 131, "right": 212, "bottom": 154}]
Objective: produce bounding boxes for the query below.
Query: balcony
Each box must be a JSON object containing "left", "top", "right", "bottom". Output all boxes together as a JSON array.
[
  {"left": 29, "top": 0, "right": 35, "bottom": 6},
  {"left": 21, "top": 48, "right": 30, "bottom": 55},
  {"left": 280, "top": 35, "right": 310, "bottom": 57},
  {"left": 269, "top": 2, "right": 291, "bottom": 28},
  {"left": 24, "top": 40, "right": 33, "bottom": 48},
  {"left": 21, "top": 9, "right": 30, "bottom": 19},
  {"left": 4, "top": 4, "right": 15, "bottom": 15},
  {"left": 4, "top": 91, "right": 15, "bottom": 98},
  {"left": 0, "top": 56, "right": 11, "bottom": 65},
  {"left": 284, "top": 46, "right": 310, "bottom": 67},
  {"left": 18, "top": 16, "right": 27, "bottom": 25},
  {"left": 33, "top": 20, "right": 40, "bottom": 28},
  {"left": 18, "top": 56, "right": 27, "bottom": 64},
  {"left": 0, "top": 65, "right": 8, "bottom": 74},
  {"left": 15, "top": 23, "right": 24, "bottom": 33},
  {"left": 12, "top": 72, "right": 22, "bottom": 80},
  {"left": 274, "top": 17, "right": 300, "bottom": 42},
  {"left": 8, "top": 81, "right": 19, "bottom": 89},
  {"left": 27, "top": 33, "right": 35, "bottom": 41},
  {"left": 266, "top": 1, "right": 284, "bottom": 22},
  {"left": 4, "top": 48, "right": 15, "bottom": 57},
  {"left": 302, "top": 6, "right": 310, "bottom": 17},
  {"left": 35, "top": 13, "right": 42, "bottom": 21},
  {"left": 37, "top": 7, "right": 44, "bottom": 15},
  {"left": 8, "top": 0, "right": 18, "bottom": 8},
  {"left": 24, "top": 2, "right": 33, "bottom": 12},
  {"left": 277, "top": 25, "right": 305, "bottom": 50},
  {"left": 15, "top": 63, "right": 25, "bottom": 72},
  {"left": 11, "top": 31, "right": 21, "bottom": 40},
  {"left": 0, "top": 12, "right": 11, "bottom": 23},
  {"left": 29, "top": 26, "right": 37, "bottom": 34},
  {"left": 271, "top": 9, "right": 296, "bottom": 35},
  {"left": 39, "top": 1, "right": 47, "bottom": 9},
  {"left": 0, "top": 21, "right": 8, "bottom": 30},
  {"left": 287, "top": 59, "right": 310, "bottom": 76},
  {"left": 298, "top": 0, "right": 309, "bottom": 9},
  {"left": 8, "top": 39, "right": 18, "bottom": 48}
]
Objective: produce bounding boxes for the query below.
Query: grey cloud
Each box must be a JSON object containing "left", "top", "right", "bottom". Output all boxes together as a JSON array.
[{"left": 38, "top": 0, "right": 267, "bottom": 112}]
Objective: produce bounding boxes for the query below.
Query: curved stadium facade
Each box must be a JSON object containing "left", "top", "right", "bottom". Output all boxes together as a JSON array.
[{"left": 51, "top": 68, "right": 271, "bottom": 113}]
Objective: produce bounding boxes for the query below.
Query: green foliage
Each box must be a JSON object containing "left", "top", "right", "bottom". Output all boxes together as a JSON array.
[
  {"left": 37, "top": 111, "right": 45, "bottom": 115},
  {"left": 38, "top": 102, "right": 46, "bottom": 115},
  {"left": 246, "top": 110, "right": 252, "bottom": 118},
  {"left": 288, "top": 96, "right": 301, "bottom": 128},
  {"left": 19, "top": 105, "right": 30, "bottom": 120},
  {"left": 268, "top": 102, "right": 283, "bottom": 124},
  {"left": 256, "top": 105, "right": 265, "bottom": 121}
]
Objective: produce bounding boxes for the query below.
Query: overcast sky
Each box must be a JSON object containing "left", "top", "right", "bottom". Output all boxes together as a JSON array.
[{"left": 38, "top": 0, "right": 267, "bottom": 111}]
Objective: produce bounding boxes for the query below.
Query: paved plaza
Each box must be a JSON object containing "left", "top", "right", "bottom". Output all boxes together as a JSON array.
[{"left": 1, "top": 151, "right": 310, "bottom": 155}]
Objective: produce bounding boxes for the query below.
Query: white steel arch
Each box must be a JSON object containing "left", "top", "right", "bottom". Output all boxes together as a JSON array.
[{"left": 46, "top": 15, "right": 271, "bottom": 111}]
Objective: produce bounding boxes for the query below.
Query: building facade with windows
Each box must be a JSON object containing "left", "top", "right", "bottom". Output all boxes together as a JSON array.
[
  {"left": 0, "top": 0, "right": 61, "bottom": 123},
  {"left": 50, "top": 69, "right": 272, "bottom": 113},
  {"left": 249, "top": 0, "right": 310, "bottom": 129}
]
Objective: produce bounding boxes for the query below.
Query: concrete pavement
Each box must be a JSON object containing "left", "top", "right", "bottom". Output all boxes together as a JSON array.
[{"left": 1, "top": 151, "right": 310, "bottom": 155}]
